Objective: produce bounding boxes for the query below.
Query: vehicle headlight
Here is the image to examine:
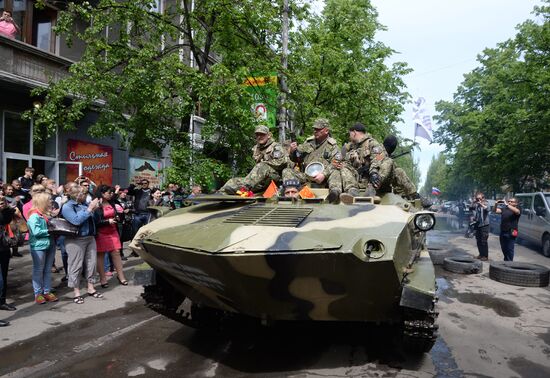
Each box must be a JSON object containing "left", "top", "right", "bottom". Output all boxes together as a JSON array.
[{"left": 414, "top": 213, "right": 436, "bottom": 231}]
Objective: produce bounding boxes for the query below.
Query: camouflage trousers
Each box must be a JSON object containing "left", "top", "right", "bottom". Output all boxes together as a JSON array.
[
  {"left": 282, "top": 167, "right": 343, "bottom": 193},
  {"left": 221, "top": 162, "right": 281, "bottom": 193},
  {"left": 341, "top": 163, "right": 415, "bottom": 196},
  {"left": 392, "top": 167, "right": 416, "bottom": 196},
  {"left": 340, "top": 166, "right": 359, "bottom": 192}
]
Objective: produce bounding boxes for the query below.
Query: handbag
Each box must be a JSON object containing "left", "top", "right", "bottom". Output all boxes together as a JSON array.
[
  {"left": 48, "top": 217, "right": 79, "bottom": 237},
  {"left": 511, "top": 228, "right": 518, "bottom": 238},
  {"left": 1, "top": 225, "right": 18, "bottom": 248}
]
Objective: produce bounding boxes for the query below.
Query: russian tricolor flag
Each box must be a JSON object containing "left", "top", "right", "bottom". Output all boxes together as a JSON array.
[{"left": 431, "top": 187, "right": 441, "bottom": 195}]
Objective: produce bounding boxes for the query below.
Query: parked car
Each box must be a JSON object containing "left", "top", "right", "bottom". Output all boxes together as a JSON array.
[
  {"left": 451, "top": 201, "right": 472, "bottom": 219},
  {"left": 441, "top": 201, "right": 454, "bottom": 213},
  {"left": 515, "top": 192, "right": 550, "bottom": 257}
]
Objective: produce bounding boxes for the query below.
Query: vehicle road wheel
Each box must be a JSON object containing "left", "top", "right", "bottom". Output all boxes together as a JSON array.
[
  {"left": 443, "top": 256, "right": 483, "bottom": 274},
  {"left": 489, "top": 262, "right": 550, "bottom": 287},
  {"left": 542, "top": 234, "right": 550, "bottom": 258}
]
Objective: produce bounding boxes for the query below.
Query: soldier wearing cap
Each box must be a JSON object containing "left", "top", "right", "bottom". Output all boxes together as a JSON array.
[
  {"left": 282, "top": 179, "right": 301, "bottom": 198},
  {"left": 220, "top": 125, "right": 288, "bottom": 194},
  {"left": 338, "top": 123, "right": 393, "bottom": 201},
  {"left": 282, "top": 118, "right": 342, "bottom": 203}
]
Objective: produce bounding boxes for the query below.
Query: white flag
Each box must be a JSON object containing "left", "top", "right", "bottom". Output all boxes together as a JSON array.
[{"left": 413, "top": 97, "right": 433, "bottom": 142}]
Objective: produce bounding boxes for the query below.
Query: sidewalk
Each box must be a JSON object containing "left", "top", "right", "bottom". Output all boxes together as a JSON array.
[{"left": 0, "top": 243, "right": 145, "bottom": 349}]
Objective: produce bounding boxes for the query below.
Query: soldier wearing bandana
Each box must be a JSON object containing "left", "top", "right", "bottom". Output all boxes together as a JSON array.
[
  {"left": 282, "top": 118, "right": 343, "bottom": 203},
  {"left": 338, "top": 123, "right": 393, "bottom": 201},
  {"left": 220, "top": 125, "right": 288, "bottom": 194}
]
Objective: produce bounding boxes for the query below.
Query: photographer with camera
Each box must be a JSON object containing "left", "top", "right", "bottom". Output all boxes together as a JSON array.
[
  {"left": 471, "top": 192, "right": 490, "bottom": 261},
  {"left": 495, "top": 197, "right": 521, "bottom": 261},
  {"left": 0, "top": 10, "right": 20, "bottom": 39}
]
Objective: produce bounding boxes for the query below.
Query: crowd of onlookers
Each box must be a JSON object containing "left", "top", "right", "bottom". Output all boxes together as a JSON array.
[{"left": 0, "top": 167, "right": 200, "bottom": 327}]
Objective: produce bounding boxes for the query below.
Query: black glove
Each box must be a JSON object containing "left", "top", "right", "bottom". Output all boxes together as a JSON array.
[{"left": 370, "top": 172, "right": 381, "bottom": 188}]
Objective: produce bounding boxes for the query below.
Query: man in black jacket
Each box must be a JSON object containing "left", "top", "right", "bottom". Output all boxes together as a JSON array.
[{"left": 128, "top": 180, "right": 152, "bottom": 235}]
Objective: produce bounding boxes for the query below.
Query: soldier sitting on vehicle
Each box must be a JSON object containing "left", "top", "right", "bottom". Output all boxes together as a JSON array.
[
  {"left": 381, "top": 135, "right": 432, "bottom": 207},
  {"left": 337, "top": 123, "right": 392, "bottom": 203},
  {"left": 220, "top": 125, "right": 288, "bottom": 194},
  {"left": 282, "top": 118, "right": 342, "bottom": 203}
]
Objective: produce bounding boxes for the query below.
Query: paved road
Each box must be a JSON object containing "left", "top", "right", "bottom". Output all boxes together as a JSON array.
[{"left": 1, "top": 215, "right": 549, "bottom": 377}]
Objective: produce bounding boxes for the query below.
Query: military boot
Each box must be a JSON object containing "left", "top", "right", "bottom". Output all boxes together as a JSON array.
[
  {"left": 327, "top": 190, "right": 341, "bottom": 204},
  {"left": 339, "top": 188, "right": 360, "bottom": 205},
  {"left": 219, "top": 186, "right": 237, "bottom": 195}
]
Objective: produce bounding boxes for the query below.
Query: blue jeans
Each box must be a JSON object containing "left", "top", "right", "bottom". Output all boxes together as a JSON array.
[
  {"left": 499, "top": 231, "right": 516, "bottom": 261},
  {"left": 30, "top": 245, "right": 56, "bottom": 295},
  {"left": 132, "top": 212, "right": 150, "bottom": 234}
]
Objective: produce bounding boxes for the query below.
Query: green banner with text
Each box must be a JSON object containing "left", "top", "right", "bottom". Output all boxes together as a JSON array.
[{"left": 244, "top": 74, "right": 278, "bottom": 130}]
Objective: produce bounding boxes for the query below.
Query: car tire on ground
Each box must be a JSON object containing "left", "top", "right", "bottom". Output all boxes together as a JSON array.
[
  {"left": 443, "top": 256, "right": 483, "bottom": 274},
  {"left": 542, "top": 234, "right": 550, "bottom": 258},
  {"left": 489, "top": 262, "right": 550, "bottom": 287}
]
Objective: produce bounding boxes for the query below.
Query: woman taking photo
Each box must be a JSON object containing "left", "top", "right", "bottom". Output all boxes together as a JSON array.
[
  {"left": 26, "top": 193, "right": 58, "bottom": 304},
  {"left": 62, "top": 186, "right": 101, "bottom": 304},
  {"left": 94, "top": 185, "right": 128, "bottom": 287}
]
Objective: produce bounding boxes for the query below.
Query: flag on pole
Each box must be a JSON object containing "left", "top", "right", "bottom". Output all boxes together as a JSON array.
[
  {"left": 431, "top": 187, "right": 441, "bottom": 195},
  {"left": 413, "top": 97, "right": 433, "bottom": 142}
]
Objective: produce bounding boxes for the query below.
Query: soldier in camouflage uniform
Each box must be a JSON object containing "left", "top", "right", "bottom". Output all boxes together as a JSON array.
[
  {"left": 220, "top": 125, "right": 288, "bottom": 194},
  {"left": 282, "top": 118, "right": 342, "bottom": 203},
  {"left": 338, "top": 123, "right": 393, "bottom": 202},
  {"left": 381, "top": 135, "right": 431, "bottom": 207}
]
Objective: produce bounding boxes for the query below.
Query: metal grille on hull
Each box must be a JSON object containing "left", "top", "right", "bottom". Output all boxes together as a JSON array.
[{"left": 224, "top": 205, "right": 312, "bottom": 227}]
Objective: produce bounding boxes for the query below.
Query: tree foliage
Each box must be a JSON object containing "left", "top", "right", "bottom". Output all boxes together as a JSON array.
[
  {"left": 434, "top": 3, "right": 550, "bottom": 193},
  {"left": 30, "top": 0, "right": 413, "bottom": 189},
  {"left": 288, "top": 0, "right": 411, "bottom": 143}
]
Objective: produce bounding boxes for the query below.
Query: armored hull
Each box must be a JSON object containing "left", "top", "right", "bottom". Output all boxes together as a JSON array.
[{"left": 133, "top": 193, "right": 438, "bottom": 351}]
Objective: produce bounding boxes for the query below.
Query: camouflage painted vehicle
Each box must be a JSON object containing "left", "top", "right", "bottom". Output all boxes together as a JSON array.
[{"left": 131, "top": 190, "right": 439, "bottom": 352}]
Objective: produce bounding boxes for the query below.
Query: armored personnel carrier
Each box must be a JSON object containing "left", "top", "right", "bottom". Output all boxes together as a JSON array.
[{"left": 131, "top": 190, "right": 438, "bottom": 352}]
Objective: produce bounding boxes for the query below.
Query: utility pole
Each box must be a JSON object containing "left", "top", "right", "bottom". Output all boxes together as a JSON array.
[{"left": 278, "top": 0, "right": 289, "bottom": 143}]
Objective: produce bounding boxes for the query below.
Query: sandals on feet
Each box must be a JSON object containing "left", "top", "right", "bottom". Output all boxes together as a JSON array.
[
  {"left": 88, "top": 291, "right": 103, "bottom": 299},
  {"left": 73, "top": 296, "right": 84, "bottom": 304},
  {"left": 117, "top": 278, "right": 129, "bottom": 286},
  {"left": 101, "top": 282, "right": 109, "bottom": 288}
]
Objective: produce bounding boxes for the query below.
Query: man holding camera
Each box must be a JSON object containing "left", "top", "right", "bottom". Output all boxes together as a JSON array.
[
  {"left": 495, "top": 197, "right": 521, "bottom": 261},
  {"left": 471, "top": 192, "right": 490, "bottom": 261},
  {"left": 0, "top": 10, "right": 20, "bottom": 39},
  {"left": 282, "top": 118, "right": 342, "bottom": 203}
]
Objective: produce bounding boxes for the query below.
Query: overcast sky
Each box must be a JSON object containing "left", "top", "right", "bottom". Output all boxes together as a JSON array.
[{"left": 369, "top": 0, "right": 542, "bottom": 187}]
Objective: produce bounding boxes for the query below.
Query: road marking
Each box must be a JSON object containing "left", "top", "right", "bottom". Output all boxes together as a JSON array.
[
  {"left": 73, "top": 315, "right": 161, "bottom": 353},
  {"left": 1, "top": 360, "right": 57, "bottom": 378}
]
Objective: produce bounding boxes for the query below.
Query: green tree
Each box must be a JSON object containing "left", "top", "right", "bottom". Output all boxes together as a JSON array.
[
  {"left": 288, "top": 0, "right": 411, "bottom": 143},
  {"left": 434, "top": 3, "right": 550, "bottom": 192}
]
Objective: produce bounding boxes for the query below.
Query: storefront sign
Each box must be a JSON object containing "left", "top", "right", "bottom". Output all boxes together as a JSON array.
[
  {"left": 244, "top": 74, "right": 278, "bottom": 129},
  {"left": 129, "top": 157, "right": 163, "bottom": 187},
  {"left": 66, "top": 139, "right": 113, "bottom": 185}
]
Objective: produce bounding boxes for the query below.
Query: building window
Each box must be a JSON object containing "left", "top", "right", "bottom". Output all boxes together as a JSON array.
[
  {"left": 32, "top": 2, "right": 56, "bottom": 53},
  {"left": 3, "top": 112, "right": 31, "bottom": 154},
  {"left": 2, "top": 111, "right": 57, "bottom": 182}
]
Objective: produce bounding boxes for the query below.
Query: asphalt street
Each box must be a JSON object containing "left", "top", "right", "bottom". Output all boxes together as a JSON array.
[{"left": 0, "top": 214, "right": 549, "bottom": 378}]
